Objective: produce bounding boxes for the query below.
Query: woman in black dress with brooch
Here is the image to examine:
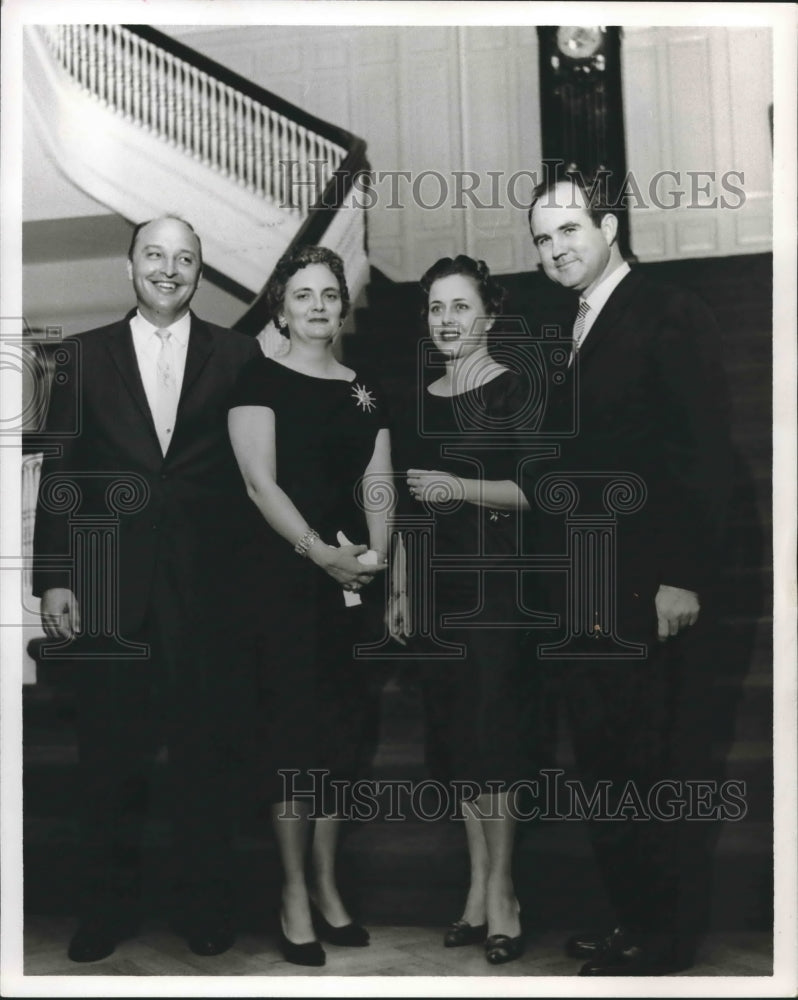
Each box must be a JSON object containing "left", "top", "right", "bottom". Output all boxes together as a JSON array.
[
  {"left": 228, "top": 246, "right": 391, "bottom": 966},
  {"left": 391, "top": 255, "right": 535, "bottom": 965}
]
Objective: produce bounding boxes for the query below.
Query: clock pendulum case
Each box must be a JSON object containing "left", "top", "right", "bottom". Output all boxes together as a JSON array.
[{"left": 537, "top": 26, "right": 632, "bottom": 257}]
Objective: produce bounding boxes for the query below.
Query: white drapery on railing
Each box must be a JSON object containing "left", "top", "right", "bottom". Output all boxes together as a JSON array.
[{"left": 41, "top": 24, "right": 347, "bottom": 219}]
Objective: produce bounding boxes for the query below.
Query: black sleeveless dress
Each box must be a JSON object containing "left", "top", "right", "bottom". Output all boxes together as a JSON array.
[{"left": 229, "top": 356, "right": 388, "bottom": 805}]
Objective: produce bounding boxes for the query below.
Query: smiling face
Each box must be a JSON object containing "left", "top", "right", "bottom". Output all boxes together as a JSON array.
[
  {"left": 427, "top": 273, "right": 493, "bottom": 361},
  {"left": 278, "top": 263, "right": 343, "bottom": 343},
  {"left": 529, "top": 181, "right": 619, "bottom": 297},
  {"left": 126, "top": 217, "right": 202, "bottom": 326}
]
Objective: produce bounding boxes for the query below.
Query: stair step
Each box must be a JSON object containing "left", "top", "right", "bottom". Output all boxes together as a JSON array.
[{"left": 21, "top": 814, "right": 773, "bottom": 930}]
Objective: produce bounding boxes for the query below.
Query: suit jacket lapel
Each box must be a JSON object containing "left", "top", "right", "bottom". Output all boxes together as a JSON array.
[
  {"left": 179, "top": 313, "right": 215, "bottom": 407},
  {"left": 104, "top": 316, "right": 160, "bottom": 447},
  {"left": 577, "top": 269, "right": 645, "bottom": 367}
]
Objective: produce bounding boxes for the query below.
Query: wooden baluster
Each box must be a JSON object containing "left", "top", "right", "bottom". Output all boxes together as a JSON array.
[
  {"left": 194, "top": 69, "right": 203, "bottom": 159},
  {"left": 95, "top": 25, "right": 105, "bottom": 104},
  {"left": 86, "top": 26, "right": 96, "bottom": 95},
  {"left": 295, "top": 124, "right": 307, "bottom": 216},
  {"left": 77, "top": 24, "right": 86, "bottom": 88},
  {"left": 53, "top": 25, "right": 63, "bottom": 67},
  {"left": 265, "top": 110, "right": 275, "bottom": 203},
  {"left": 156, "top": 49, "right": 166, "bottom": 137},
  {"left": 220, "top": 86, "right": 230, "bottom": 175},
  {"left": 114, "top": 26, "right": 125, "bottom": 113},
  {"left": 200, "top": 73, "right": 210, "bottom": 164},
  {"left": 278, "top": 115, "right": 288, "bottom": 208},
  {"left": 69, "top": 24, "right": 78, "bottom": 78},
  {"left": 216, "top": 85, "right": 226, "bottom": 173},
  {"left": 228, "top": 88, "right": 237, "bottom": 177},
  {"left": 105, "top": 25, "right": 114, "bottom": 108},
  {"left": 231, "top": 88, "right": 238, "bottom": 177},
  {"left": 149, "top": 44, "right": 159, "bottom": 132},
  {"left": 122, "top": 31, "right": 132, "bottom": 118},
  {"left": 187, "top": 67, "right": 196, "bottom": 156},
  {"left": 170, "top": 59, "right": 179, "bottom": 147},
  {"left": 252, "top": 103, "right": 263, "bottom": 196},
  {"left": 289, "top": 119, "right": 300, "bottom": 215},
  {"left": 209, "top": 79, "right": 219, "bottom": 170},
  {"left": 235, "top": 91, "right": 245, "bottom": 185},
  {"left": 61, "top": 25, "right": 69, "bottom": 74},
  {"left": 172, "top": 58, "right": 182, "bottom": 148},
  {"left": 181, "top": 63, "right": 190, "bottom": 153},
  {"left": 130, "top": 34, "right": 141, "bottom": 124},
  {"left": 164, "top": 54, "right": 174, "bottom": 143},
  {"left": 139, "top": 40, "right": 149, "bottom": 128}
]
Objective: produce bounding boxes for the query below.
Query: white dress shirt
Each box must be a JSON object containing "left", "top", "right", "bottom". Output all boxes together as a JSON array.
[
  {"left": 129, "top": 310, "right": 190, "bottom": 419},
  {"left": 575, "top": 261, "right": 631, "bottom": 350}
]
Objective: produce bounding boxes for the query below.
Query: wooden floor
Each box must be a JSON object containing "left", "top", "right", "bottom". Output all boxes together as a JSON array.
[{"left": 22, "top": 916, "right": 772, "bottom": 978}]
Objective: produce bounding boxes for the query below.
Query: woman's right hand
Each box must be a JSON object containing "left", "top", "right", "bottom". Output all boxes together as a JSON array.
[{"left": 309, "top": 541, "right": 387, "bottom": 590}]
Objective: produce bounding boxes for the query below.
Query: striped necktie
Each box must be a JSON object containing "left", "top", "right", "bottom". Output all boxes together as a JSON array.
[
  {"left": 570, "top": 300, "right": 590, "bottom": 367},
  {"left": 154, "top": 328, "right": 178, "bottom": 454}
]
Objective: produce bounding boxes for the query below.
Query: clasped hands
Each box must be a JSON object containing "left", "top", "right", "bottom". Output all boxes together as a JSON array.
[{"left": 313, "top": 541, "right": 387, "bottom": 591}]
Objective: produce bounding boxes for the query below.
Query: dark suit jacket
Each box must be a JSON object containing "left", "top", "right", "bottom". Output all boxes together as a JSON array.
[
  {"left": 32, "top": 310, "right": 262, "bottom": 639},
  {"left": 526, "top": 268, "right": 733, "bottom": 642}
]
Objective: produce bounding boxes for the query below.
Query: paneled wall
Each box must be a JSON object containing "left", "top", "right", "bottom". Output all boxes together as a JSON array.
[
  {"left": 622, "top": 26, "right": 772, "bottom": 260},
  {"left": 99, "top": 24, "right": 775, "bottom": 276},
  {"left": 162, "top": 25, "right": 543, "bottom": 280}
]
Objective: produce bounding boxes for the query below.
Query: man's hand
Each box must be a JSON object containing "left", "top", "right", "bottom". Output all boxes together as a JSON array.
[
  {"left": 655, "top": 584, "right": 700, "bottom": 641},
  {"left": 40, "top": 588, "right": 81, "bottom": 640}
]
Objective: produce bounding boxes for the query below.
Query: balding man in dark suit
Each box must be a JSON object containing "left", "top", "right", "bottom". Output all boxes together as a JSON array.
[{"left": 33, "top": 216, "right": 261, "bottom": 962}]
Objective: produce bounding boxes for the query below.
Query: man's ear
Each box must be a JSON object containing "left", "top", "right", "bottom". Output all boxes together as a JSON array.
[
  {"left": 601, "top": 213, "right": 619, "bottom": 247},
  {"left": 126, "top": 259, "right": 133, "bottom": 281}
]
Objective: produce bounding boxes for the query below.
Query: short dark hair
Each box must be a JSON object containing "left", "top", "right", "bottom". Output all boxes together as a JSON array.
[
  {"left": 127, "top": 215, "right": 203, "bottom": 266},
  {"left": 267, "top": 245, "right": 351, "bottom": 338},
  {"left": 527, "top": 169, "right": 617, "bottom": 231},
  {"left": 419, "top": 255, "right": 507, "bottom": 319}
]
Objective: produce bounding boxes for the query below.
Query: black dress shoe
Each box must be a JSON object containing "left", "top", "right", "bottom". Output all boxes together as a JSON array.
[
  {"left": 186, "top": 923, "right": 236, "bottom": 957},
  {"left": 67, "top": 916, "right": 138, "bottom": 963},
  {"left": 310, "top": 903, "right": 370, "bottom": 947},
  {"left": 579, "top": 940, "right": 689, "bottom": 976},
  {"left": 443, "top": 919, "right": 488, "bottom": 948},
  {"left": 565, "top": 925, "right": 628, "bottom": 959},
  {"left": 485, "top": 933, "right": 525, "bottom": 965},
  {"left": 277, "top": 927, "right": 326, "bottom": 967}
]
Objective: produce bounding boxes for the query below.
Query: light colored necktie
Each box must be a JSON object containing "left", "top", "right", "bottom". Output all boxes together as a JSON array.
[
  {"left": 154, "top": 328, "right": 178, "bottom": 454},
  {"left": 570, "top": 300, "right": 590, "bottom": 367}
]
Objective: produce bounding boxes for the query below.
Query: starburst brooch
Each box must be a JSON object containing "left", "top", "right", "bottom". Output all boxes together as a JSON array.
[{"left": 351, "top": 383, "right": 376, "bottom": 413}]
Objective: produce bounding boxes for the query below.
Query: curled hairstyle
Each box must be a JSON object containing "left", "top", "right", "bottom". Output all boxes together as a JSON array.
[
  {"left": 419, "top": 255, "right": 507, "bottom": 320},
  {"left": 267, "top": 245, "right": 351, "bottom": 338},
  {"left": 127, "top": 215, "right": 203, "bottom": 266},
  {"left": 527, "top": 169, "right": 618, "bottom": 231}
]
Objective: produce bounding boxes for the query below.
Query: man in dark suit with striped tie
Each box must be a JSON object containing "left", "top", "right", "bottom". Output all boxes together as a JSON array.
[
  {"left": 526, "top": 172, "right": 733, "bottom": 975},
  {"left": 33, "top": 215, "right": 261, "bottom": 962}
]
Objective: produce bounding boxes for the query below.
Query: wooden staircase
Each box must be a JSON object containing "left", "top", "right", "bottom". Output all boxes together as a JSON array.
[{"left": 23, "top": 254, "right": 773, "bottom": 933}]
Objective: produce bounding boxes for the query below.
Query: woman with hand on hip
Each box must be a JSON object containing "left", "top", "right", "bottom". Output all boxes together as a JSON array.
[
  {"left": 392, "top": 255, "right": 535, "bottom": 966},
  {"left": 228, "top": 246, "right": 392, "bottom": 967}
]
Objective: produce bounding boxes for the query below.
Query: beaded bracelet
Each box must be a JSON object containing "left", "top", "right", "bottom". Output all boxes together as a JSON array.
[{"left": 294, "top": 528, "right": 320, "bottom": 557}]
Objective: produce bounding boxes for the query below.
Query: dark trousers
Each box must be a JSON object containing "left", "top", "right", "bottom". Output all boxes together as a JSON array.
[
  {"left": 552, "top": 620, "right": 723, "bottom": 951},
  {"left": 70, "top": 566, "right": 252, "bottom": 925}
]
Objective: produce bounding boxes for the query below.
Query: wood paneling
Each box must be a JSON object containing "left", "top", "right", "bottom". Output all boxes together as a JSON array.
[{"left": 622, "top": 27, "right": 773, "bottom": 261}]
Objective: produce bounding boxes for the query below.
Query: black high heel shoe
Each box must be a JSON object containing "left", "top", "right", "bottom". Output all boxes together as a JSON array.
[
  {"left": 276, "top": 912, "right": 325, "bottom": 967},
  {"left": 485, "top": 932, "right": 525, "bottom": 965},
  {"left": 443, "top": 919, "right": 488, "bottom": 948},
  {"left": 310, "top": 901, "right": 370, "bottom": 947}
]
